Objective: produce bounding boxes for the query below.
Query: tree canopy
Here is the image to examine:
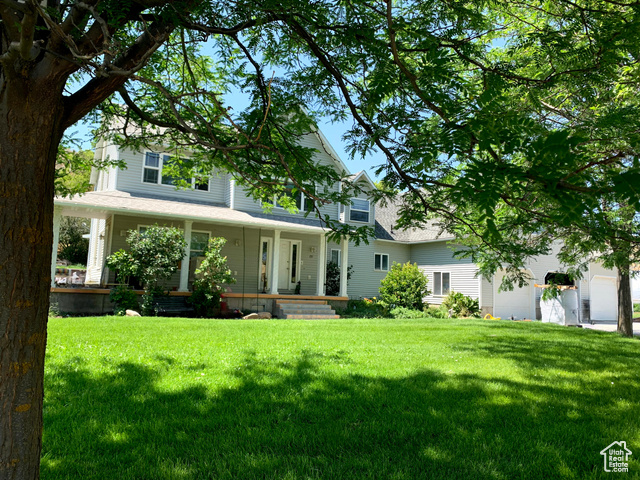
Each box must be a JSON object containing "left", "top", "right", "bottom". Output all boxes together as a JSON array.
[{"left": 2, "top": 0, "right": 640, "bottom": 477}]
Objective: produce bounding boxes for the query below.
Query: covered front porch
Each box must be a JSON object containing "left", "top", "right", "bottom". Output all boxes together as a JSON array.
[{"left": 52, "top": 191, "right": 352, "bottom": 301}]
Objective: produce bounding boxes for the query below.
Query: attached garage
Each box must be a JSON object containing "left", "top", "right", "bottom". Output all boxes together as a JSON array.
[
  {"left": 590, "top": 275, "right": 618, "bottom": 321},
  {"left": 493, "top": 270, "right": 535, "bottom": 320}
]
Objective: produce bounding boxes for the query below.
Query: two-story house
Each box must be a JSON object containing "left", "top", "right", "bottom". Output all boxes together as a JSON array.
[{"left": 52, "top": 127, "right": 619, "bottom": 321}]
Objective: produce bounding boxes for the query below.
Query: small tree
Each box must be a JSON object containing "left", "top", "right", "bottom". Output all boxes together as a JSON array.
[
  {"left": 325, "top": 261, "right": 353, "bottom": 296},
  {"left": 379, "top": 262, "right": 430, "bottom": 310},
  {"left": 58, "top": 217, "right": 90, "bottom": 265},
  {"left": 106, "top": 225, "right": 186, "bottom": 315},
  {"left": 190, "top": 237, "right": 236, "bottom": 317}
]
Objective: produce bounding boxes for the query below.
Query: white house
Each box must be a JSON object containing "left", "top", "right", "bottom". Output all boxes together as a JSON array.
[{"left": 52, "top": 127, "right": 618, "bottom": 320}]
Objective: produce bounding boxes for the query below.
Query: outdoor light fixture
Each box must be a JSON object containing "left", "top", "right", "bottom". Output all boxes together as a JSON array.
[
  {"left": 234, "top": 239, "right": 241, "bottom": 247},
  {"left": 309, "top": 246, "right": 317, "bottom": 253}
]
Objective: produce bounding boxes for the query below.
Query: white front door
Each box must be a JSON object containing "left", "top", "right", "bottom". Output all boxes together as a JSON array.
[{"left": 278, "top": 240, "right": 301, "bottom": 290}]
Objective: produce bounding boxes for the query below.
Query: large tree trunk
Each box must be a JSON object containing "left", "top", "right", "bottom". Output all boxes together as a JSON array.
[
  {"left": 0, "top": 74, "right": 66, "bottom": 479},
  {"left": 617, "top": 267, "right": 634, "bottom": 338}
]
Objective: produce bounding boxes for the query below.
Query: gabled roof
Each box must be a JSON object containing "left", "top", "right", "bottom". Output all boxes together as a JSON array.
[
  {"left": 347, "top": 170, "right": 377, "bottom": 190},
  {"left": 374, "top": 198, "right": 454, "bottom": 243}
]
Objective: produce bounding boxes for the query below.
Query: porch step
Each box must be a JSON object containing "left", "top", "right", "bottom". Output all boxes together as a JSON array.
[
  {"left": 276, "top": 299, "right": 328, "bottom": 305},
  {"left": 275, "top": 300, "right": 340, "bottom": 319}
]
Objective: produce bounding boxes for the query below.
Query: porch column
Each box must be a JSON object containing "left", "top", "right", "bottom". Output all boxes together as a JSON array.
[
  {"left": 50, "top": 206, "right": 62, "bottom": 288},
  {"left": 316, "top": 232, "right": 326, "bottom": 296},
  {"left": 270, "top": 230, "right": 281, "bottom": 294},
  {"left": 178, "top": 220, "right": 193, "bottom": 292},
  {"left": 339, "top": 235, "right": 349, "bottom": 297}
]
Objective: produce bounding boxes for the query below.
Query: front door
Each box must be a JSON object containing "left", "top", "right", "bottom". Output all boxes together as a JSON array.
[{"left": 278, "top": 240, "right": 300, "bottom": 290}]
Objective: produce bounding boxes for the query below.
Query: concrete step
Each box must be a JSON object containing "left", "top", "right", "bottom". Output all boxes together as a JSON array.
[
  {"left": 281, "top": 314, "right": 341, "bottom": 319},
  {"left": 278, "top": 304, "right": 335, "bottom": 311},
  {"left": 276, "top": 299, "right": 327, "bottom": 305}
]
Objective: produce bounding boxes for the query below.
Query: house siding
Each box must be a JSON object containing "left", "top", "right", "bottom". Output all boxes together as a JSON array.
[
  {"left": 115, "top": 148, "right": 227, "bottom": 204},
  {"left": 341, "top": 240, "right": 410, "bottom": 298},
  {"left": 232, "top": 132, "right": 341, "bottom": 221},
  {"left": 409, "top": 241, "right": 479, "bottom": 305}
]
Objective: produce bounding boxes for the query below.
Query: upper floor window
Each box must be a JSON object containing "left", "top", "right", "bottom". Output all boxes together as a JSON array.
[
  {"left": 433, "top": 272, "right": 450, "bottom": 296},
  {"left": 143, "top": 152, "right": 209, "bottom": 191},
  {"left": 350, "top": 198, "right": 370, "bottom": 222},
  {"left": 275, "top": 182, "right": 314, "bottom": 212}
]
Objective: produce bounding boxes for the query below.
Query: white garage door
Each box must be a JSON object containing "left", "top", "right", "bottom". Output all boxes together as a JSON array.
[
  {"left": 590, "top": 276, "right": 617, "bottom": 321},
  {"left": 493, "top": 270, "right": 534, "bottom": 320}
]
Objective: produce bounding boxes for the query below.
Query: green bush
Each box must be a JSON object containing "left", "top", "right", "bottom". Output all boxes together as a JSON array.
[
  {"left": 389, "top": 307, "right": 425, "bottom": 319},
  {"left": 109, "top": 284, "right": 139, "bottom": 315},
  {"left": 336, "top": 299, "right": 387, "bottom": 318},
  {"left": 106, "top": 225, "right": 187, "bottom": 315},
  {"left": 634, "top": 303, "right": 640, "bottom": 313},
  {"left": 58, "top": 217, "right": 89, "bottom": 265},
  {"left": 425, "top": 305, "right": 449, "bottom": 319},
  {"left": 379, "top": 262, "right": 429, "bottom": 310},
  {"left": 441, "top": 291, "right": 480, "bottom": 318},
  {"left": 189, "top": 237, "right": 236, "bottom": 318}
]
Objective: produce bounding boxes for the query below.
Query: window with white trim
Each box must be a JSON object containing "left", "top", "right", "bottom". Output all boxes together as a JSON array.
[
  {"left": 190, "top": 231, "right": 210, "bottom": 258},
  {"left": 433, "top": 272, "right": 450, "bottom": 296},
  {"left": 374, "top": 253, "right": 389, "bottom": 271},
  {"left": 329, "top": 249, "right": 341, "bottom": 265},
  {"left": 275, "top": 182, "right": 314, "bottom": 212},
  {"left": 350, "top": 198, "right": 370, "bottom": 222},
  {"left": 143, "top": 152, "right": 210, "bottom": 191}
]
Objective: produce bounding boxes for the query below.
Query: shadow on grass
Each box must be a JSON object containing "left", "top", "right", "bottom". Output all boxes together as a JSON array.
[{"left": 42, "top": 341, "right": 640, "bottom": 480}]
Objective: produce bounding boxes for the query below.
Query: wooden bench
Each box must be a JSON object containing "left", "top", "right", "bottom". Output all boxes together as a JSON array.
[{"left": 152, "top": 296, "right": 194, "bottom": 317}]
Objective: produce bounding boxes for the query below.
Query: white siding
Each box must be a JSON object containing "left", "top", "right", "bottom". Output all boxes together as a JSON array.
[
  {"left": 115, "top": 148, "right": 227, "bottom": 204},
  {"left": 342, "top": 240, "right": 411, "bottom": 298},
  {"left": 232, "top": 132, "right": 342, "bottom": 221},
  {"left": 409, "top": 241, "right": 480, "bottom": 305}
]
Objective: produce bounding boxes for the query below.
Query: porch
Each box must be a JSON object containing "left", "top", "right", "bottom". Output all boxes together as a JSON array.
[
  {"left": 52, "top": 190, "right": 353, "bottom": 302},
  {"left": 49, "top": 288, "right": 348, "bottom": 316}
]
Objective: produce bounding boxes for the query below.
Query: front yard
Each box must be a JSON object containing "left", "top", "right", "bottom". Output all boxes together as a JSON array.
[{"left": 43, "top": 317, "right": 640, "bottom": 479}]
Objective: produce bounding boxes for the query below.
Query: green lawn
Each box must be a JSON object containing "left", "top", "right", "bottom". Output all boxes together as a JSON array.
[{"left": 43, "top": 317, "right": 640, "bottom": 479}]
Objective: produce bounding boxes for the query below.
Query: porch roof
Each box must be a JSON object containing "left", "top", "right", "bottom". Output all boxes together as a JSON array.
[{"left": 55, "top": 190, "right": 327, "bottom": 233}]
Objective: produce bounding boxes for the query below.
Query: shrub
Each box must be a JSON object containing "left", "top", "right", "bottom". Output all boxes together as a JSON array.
[
  {"left": 189, "top": 237, "right": 236, "bottom": 318},
  {"left": 379, "top": 262, "right": 430, "bottom": 310},
  {"left": 58, "top": 217, "right": 89, "bottom": 265},
  {"left": 109, "top": 284, "right": 139, "bottom": 315},
  {"left": 336, "top": 298, "right": 387, "bottom": 318},
  {"left": 389, "top": 307, "right": 425, "bottom": 319},
  {"left": 106, "top": 225, "right": 187, "bottom": 315},
  {"left": 634, "top": 303, "right": 640, "bottom": 313},
  {"left": 325, "top": 261, "right": 353, "bottom": 296},
  {"left": 425, "top": 305, "right": 449, "bottom": 319},
  {"left": 441, "top": 291, "right": 480, "bottom": 318}
]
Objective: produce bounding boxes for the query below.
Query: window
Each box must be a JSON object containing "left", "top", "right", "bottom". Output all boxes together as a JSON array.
[
  {"left": 275, "top": 182, "right": 314, "bottom": 212},
  {"left": 329, "top": 249, "right": 341, "bottom": 265},
  {"left": 142, "top": 152, "right": 209, "bottom": 191},
  {"left": 434, "top": 272, "right": 450, "bottom": 296},
  {"left": 350, "top": 198, "right": 370, "bottom": 222},
  {"left": 374, "top": 253, "right": 389, "bottom": 271},
  {"left": 190, "top": 231, "right": 210, "bottom": 258}
]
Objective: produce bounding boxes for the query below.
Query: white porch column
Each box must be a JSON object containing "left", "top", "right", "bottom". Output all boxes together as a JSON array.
[
  {"left": 316, "top": 232, "right": 326, "bottom": 296},
  {"left": 178, "top": 220, "right": 193, "bottom": 292},
  {"left": 50, "top": 207, "right": 62, "bottom": 288},
  {"left": 270, "top": 230, "right": 281, "bottom": 294},
  {"left": 339, "top": 235, "right": 349, "bottom": 297}
]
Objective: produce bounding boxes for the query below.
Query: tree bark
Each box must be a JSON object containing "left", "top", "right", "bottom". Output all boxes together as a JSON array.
[
  {"left": 0, "top": 72, "right": 66, "bottom": 479},
  {"left": 617, "top": 267, "right": 634, "bottom": 338}
]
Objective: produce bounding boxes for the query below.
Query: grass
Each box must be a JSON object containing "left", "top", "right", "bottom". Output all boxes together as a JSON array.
[{"left": 43, "top": 317, "right": 640, "bottom": 479}]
